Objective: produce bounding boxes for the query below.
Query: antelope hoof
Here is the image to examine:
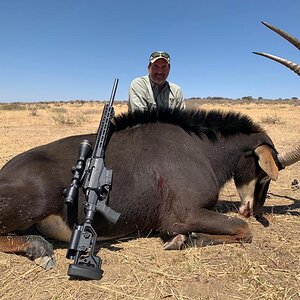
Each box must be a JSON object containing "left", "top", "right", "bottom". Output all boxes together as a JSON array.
[
  {"left": 164, "top": 234, "right": 186, "bottom": 250},
  {"left": 34, "top": 256, "right": 56, "bottom": 270}
]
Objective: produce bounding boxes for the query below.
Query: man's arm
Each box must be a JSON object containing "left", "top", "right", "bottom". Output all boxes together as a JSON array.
[
  {"left": 169, "top": 83, "right": 186, "bottom": 110},
  {"left": 176, "top": 88, "right": 186, "bottom": 110},
  {"left": 128, "top": 77, "right": 152, "bottom": 113}
]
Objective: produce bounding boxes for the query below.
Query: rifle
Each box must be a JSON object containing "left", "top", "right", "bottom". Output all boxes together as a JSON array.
[{"left": 63, "top": 78, "right": 121, "bottom": 280}]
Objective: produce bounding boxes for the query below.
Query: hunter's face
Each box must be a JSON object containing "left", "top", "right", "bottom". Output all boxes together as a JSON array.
[{"left": 148, "top": 58, "right": 170, "bottom": 87}]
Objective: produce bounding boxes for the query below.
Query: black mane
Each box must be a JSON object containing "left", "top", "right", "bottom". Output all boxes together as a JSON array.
[{"left": 112, "top": 108, "right": 264, "bottom": 140}]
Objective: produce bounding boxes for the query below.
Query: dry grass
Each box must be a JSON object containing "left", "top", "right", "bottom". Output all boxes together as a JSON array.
[{"left": 0, "top": 100, "right": 299, "bottom": 299}]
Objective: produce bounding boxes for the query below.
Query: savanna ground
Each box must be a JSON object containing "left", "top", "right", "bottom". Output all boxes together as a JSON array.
[{"left": 0, "top": 99, "right": 299, "bottom": 300}]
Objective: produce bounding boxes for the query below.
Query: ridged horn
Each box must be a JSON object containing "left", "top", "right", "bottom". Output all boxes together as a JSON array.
[
  {"left": 252, "top": 52, "right": 300, "bottom": 76},
  {"left": 261, "top": 21, "right": 300, "bottom": 51},
  {"left": 253, "top": 21, "right": 300, "bottom": 76},
  {"left": 278, "top": 142, "right": 300, "bottom": 168}
]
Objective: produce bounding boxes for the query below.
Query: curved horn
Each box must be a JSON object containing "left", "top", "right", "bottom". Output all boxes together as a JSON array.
[
  {"left": 278, "top": 142, "right": 300, "bottom": 167},
  {"left": 252, "top": 52, "right": 300, "bottom": 76},
  {"left": 261, "top": 21, "right": 300, "bottom": 51}
]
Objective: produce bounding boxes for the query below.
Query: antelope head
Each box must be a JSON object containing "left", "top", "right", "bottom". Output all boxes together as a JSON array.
[
  {"left": 253, "top": 21, "right": 300, "bottom": 168},
  {"left": 249, "top": 22, "right": 300, "bottom": 223}
]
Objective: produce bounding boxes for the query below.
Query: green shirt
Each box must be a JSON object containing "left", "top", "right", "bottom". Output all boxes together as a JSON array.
[{"left": 128, "top": 75, "right": 185, "bottom": 113}]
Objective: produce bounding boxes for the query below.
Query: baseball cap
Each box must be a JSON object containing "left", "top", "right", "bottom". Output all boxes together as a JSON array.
[{"left": 149, "top": 51, "right": 170, "bottom": 64}]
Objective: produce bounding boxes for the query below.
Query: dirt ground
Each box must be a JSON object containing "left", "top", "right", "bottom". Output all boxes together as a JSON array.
[{"left": 0, "top": 100, "right": 299, "bottom": 300}]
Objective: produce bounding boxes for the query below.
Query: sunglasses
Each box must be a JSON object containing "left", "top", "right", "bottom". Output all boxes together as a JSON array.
[{"left": 149, "top": 51, "right": 170, "bottom": 62}]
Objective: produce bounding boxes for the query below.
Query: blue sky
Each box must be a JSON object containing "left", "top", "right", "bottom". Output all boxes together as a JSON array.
[{"left": 0, "top": 0, "right": 299, "bottom": 102}]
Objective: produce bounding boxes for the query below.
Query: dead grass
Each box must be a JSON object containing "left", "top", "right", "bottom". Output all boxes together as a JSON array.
[{"left": 0, "top": 100, "right": 299, "bottom": 299}]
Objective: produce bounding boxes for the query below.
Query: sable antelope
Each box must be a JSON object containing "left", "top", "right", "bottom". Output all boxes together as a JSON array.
[
  {"left": 0, "top": 108, "right": 299, "bottom": 269},
  {"left": 0, "top": 21, "right": 299, "bottom": 270}
]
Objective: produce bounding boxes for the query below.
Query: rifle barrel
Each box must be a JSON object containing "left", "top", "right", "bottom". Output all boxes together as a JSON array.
[{"left": 108, "top": 78, "right": 119, "bottom": 106}]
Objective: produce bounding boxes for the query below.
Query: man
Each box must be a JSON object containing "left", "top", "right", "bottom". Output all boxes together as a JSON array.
[{"left": 128, "top": 51, "right": 186, "bottom": 113}]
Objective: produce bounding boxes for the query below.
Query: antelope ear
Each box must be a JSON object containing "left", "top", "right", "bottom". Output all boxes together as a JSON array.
[{"left": 254, "top": 145, "right": 279, "bottom": 181}]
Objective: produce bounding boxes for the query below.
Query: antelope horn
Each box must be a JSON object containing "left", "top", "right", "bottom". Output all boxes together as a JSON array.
[
  {"left": 253, "top": 21, "right": 300, "bottom": 76},
  {"left": 261, "top": 21, "right": 300, "bottom": 51},
  {"left": 278, "top": 142, "right": 300, "bottom": 168},
  {"left": 252, "top": 52, "right": 300, "bottom": 76}
]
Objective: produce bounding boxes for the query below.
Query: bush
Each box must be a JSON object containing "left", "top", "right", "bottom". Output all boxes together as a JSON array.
[
  {"left": 242, "top": 96, "right": 253, "bottom": 101},
  {"left": 50, "top": 107, "right": 68, "bottom": 114},
  {"left": 0, "top": 103, "right": 27, "bottom": 111},
  {"left": 52, "top": 113, "right": 87, "bottom": 126},
  {"left": 260, "top": 114, "right": 284, "bottom": 125},
  {"left": 30, "top": 109, "right": 38, "bottom": 116}
]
